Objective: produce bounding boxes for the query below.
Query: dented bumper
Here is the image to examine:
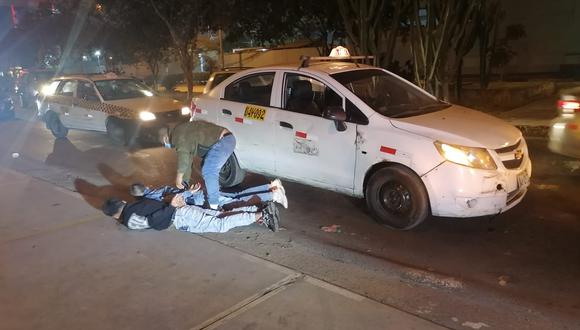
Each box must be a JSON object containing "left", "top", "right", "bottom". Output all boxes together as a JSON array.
[{"left": 421, "top": 155, "right": 532, "bottom": 218}]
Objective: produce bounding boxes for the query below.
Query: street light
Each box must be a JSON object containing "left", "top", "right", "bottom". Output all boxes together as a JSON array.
[{"left": 94, "top": 50, "right": 102, "bottom": 72}]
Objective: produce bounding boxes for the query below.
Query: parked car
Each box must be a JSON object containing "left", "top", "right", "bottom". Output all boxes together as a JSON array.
[
  {"left": 38, "top": 73, "right": 190, "bottom": 145},
  {"left": 548, "top": 115, "right": 580, "bottom": 158},
  {"left": 202, "top": 68, "right": 251, "bottom": 94},
  {"left": 191, "top": 48, "right": 532, "bottom": 230},
  {"left": 173, "top": 68, "right": 250, "bottom": 96}
]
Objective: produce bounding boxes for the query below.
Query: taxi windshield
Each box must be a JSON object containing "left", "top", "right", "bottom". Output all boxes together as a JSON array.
[
  {"left": 94, "top": 79, "right": 155, "bottom": 101},
  {"left": 331, "top": 69, "right": 449, "bottom": 118}
]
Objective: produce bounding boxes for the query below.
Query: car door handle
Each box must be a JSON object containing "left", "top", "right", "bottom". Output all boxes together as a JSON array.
[
  {"left": 279, "top": 121, "right": 293, "bottom": 129},
  {"left": 222, "top": 109, "right": 232, "bottom": 115}
]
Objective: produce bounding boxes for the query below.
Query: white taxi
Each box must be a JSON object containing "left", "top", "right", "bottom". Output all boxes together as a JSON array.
[
  {"left": 38, "top": 73, "right": 191, "bottom": 145},
  {"left": 192, "top": 51, "right": 532, "bottom": 230}
]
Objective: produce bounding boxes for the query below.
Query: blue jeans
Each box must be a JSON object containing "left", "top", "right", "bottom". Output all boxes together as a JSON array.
[
  {"left": 201, "top": 134, "right": 236, "bottom": 206},
  {"left": 184, "top": 183, "right": 272, "bottom": 207},
  {"left": 173, "top": 205, "right": 258, "bottom": 233}
]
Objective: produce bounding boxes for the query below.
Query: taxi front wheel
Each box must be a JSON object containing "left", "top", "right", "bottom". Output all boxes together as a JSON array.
[
  {"left": 46, "top": 111, "right": 68, "bottom": 139},
  {"left": 365, "top": 165, "right": 430, "bottom": 230},
  {"left": 106, "top": 118, "right": 133, "bottom": 146}
]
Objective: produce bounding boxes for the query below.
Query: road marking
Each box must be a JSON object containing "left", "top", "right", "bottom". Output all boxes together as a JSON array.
[
  {"left": 304, "top": 276, "right": 364, "bottom": 301},
  {"left": 191, "top": 273, "right": 303, "bottom": 330},
  {"left": 241, "top": 253, "right": 297, "bottom": 276}
]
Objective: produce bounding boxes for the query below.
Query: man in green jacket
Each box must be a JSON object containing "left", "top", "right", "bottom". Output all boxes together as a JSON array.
[{"left": 160, "top": 120, "right": 236, "bottom": 210}]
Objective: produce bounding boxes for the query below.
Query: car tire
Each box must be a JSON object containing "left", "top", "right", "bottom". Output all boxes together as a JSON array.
[
  {"left": 46, "top": 111, "right": 68, "bottom": 139},
  {"left": 220, "top": 153, "right": 245, "bottom": 187},
  {"left": 106, "top": 117, "right": 128, "bottom": 146},
  {"left": 365, "top": 165, "right": 430, "bottom": 230}
]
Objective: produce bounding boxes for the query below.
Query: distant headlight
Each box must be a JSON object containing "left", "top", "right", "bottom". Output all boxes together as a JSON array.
[
  {"left": 434, "top": 141, "right": 497, "bottom": 170},
  {"left": 139, "top": 111, "right": 156, "bottom": 121},
  {"left": 141, "top": 90, "right": 154, "bottom": 97},
  {"left": 181, "top": 106, "right": 191, "bottom": 115},
  {"left": 40, "top": 84, "right": 55, "bottom": 96}
]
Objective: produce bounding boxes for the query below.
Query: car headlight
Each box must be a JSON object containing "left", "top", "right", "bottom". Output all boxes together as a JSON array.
[
  {"left": 40, "top": 84, "right": 54, "bottom": 96},
  {"left": 434, "top": 141, "right": 497, "bottom": 170},
  {"left": 139, "top": 111, "right": 156, "bottom": 121},
  {"left": 181, "top": 106, "right": 191, "bottom": 115}
]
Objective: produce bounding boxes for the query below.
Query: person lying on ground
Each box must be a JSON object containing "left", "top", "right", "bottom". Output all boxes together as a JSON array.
[
  {"left": 102, "top": 192, "right": 280, "bottom": 233},
  {"left": 130, "top": 178, "right": 288, "bottom": 209}
]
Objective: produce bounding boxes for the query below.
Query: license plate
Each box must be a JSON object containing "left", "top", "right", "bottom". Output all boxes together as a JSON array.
[
  {"left": 516, "top": 170, "right": 530, "bottom": 189},
  {"left": 244, "top": 105, "right": 266, "bottom": 121}
]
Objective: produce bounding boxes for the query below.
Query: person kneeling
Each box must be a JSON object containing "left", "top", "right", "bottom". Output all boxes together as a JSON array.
[{"left": 102, "top": 193, "right": 279, "bottom": 233}]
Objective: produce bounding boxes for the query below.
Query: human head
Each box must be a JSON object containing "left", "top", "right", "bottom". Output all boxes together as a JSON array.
[
  {"left": 130, "top": 183, "right": 146, "bottom": 197},
  {"left": 102, "top": 198, "right": 126, "bottom": 220},
  {"left": 158, "top": 127, "right": 171, "bottom": 147}
]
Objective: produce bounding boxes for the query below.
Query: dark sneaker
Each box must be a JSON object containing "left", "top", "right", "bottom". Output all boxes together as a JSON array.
[{"left": 262, "top": 202, "right": 280, "bottom": 232}]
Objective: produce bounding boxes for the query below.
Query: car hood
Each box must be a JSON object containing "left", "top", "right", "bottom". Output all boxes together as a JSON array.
[
  {"left": 390, "top": 105, "right": 522, "bottom": 149},
  {"left": 106, "top": 97, "right": 183, "bottom": 113}
]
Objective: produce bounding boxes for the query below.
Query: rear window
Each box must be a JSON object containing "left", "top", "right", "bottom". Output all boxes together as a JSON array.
[
  {"left": 208, "top": 72, "right": 236, "bottom": 91},
  {"left": 223, "top": 73, "right": 275, "bottom": 107}
]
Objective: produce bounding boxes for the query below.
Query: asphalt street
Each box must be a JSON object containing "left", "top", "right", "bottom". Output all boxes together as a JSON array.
[{"left": 0, "top": 116, "right": 578, "bottom": 329}]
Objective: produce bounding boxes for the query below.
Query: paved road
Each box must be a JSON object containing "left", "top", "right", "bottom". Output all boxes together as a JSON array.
[{"left": 0, "top": 118, "right": 579, "bottom": 329}]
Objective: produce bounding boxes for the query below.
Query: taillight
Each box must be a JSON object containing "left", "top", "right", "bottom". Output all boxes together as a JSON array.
[
  {"left": 557, "top": 100, "right": 580, "bottom": 113},
  {"left": 567, "top": 123, "right": 578, "bottom": 130}
]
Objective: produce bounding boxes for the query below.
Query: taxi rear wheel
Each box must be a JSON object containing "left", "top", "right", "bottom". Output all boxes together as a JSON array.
[
  {"left": 365, "top": 165, "right": 430, "bottom": 230},
  {"left": 106, "top": 118, "right": 129, "bottom": 146},
  {"left": 220, "top": 154, "right": 245, "bottom": 187},
  {"left": 46, "top": 112, "right": 68, "bottom": 139}
]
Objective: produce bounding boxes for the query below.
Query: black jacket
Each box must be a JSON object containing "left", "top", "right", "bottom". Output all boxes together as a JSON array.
[{"left": 121, "top": 198, "right": 176, "bottom": 230}]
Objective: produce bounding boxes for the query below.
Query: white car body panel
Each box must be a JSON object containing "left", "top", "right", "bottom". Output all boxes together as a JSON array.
[
  {"left": 391, "top": 105, "right": 522, "bottom": 148},
  {"left": 193, "top": 62, "right": 532, "bottom": 218}
]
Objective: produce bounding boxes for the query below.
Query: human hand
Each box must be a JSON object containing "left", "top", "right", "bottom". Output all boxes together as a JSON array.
[
  {"left": 171, "top": 194, "right": 186, "bottom": 208},
  {"left": 176, "top": 181, "right": 185, "bottom": 189},
  {"left": 189, "top": 182, "right": 202, "bottom": 192}
]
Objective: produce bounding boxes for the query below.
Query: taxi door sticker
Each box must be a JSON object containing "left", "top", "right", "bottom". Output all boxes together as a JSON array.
[
  {"left": 243, "top": 105, "right": 267, "bottom": 121},
  {"left": 294, "top": 138, "right": 319, "bottom": 156}
]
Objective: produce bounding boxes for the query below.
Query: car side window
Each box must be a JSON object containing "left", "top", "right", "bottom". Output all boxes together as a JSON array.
[
  {"left": 55, "top": 80, "right": 77, "bottom": 97},
  {"left": 346, "top": 99, "right": 369, "bottom": 125},
  {"left": 223, "top": 73, "right": 275, "bottom": 107},
  {"left": 283, "top": 73, "right": 344, "bottom": 118},
  {"left": 77, "top": 81, "right": 99, "bottom": 102}
]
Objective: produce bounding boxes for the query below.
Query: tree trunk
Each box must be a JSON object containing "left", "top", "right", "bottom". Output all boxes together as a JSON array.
[{"left": 455, "top": 58, "right": 463, "bottom": 101}]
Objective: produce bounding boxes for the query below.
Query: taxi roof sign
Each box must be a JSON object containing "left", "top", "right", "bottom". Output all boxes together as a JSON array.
[
  {"left": 299, "top": 46, "right": 375, "bottom": 68},
  {"left": 329, "top": 46, "right": 351, "bottom": 58}
]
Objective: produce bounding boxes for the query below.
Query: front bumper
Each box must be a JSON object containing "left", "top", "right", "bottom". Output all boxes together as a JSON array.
[
  {"left": 421, "top": 148, "right": 532, "bottom": 218},
  {"left": 124, "top": 111, "right": 189, "bottom": 142}
]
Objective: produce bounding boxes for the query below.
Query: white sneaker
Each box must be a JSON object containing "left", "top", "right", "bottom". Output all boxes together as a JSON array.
[
  {"left": 271, "top": 178, "right": 286, "bottom": 195},
  {"left": 272, "top": 186, "right": 288, "bottom": 209}
]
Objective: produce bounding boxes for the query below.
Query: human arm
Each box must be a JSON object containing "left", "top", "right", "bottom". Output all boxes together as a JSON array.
[
  {"left": 175, "top": 150, "right": 194, "bottom": 189},
  {"left": 143, "top": 186, "right": 181, "bottom": 201},
  {"left": 176, "top": 173, "right": 185, "bottom": 189}
]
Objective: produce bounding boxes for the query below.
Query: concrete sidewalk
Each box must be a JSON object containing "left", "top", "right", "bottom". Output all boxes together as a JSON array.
[{"left": 0, "top": 167, "right": 445, "bottom": 330}]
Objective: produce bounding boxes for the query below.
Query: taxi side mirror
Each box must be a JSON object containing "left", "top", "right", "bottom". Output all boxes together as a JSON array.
[{"left": 323, "top": 106, "right": 347, "bottom": 132}]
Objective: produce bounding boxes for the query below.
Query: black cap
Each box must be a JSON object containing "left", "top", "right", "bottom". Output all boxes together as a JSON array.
[{"left": 102, "top": 198, "right": 125, "bottom": 216}]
